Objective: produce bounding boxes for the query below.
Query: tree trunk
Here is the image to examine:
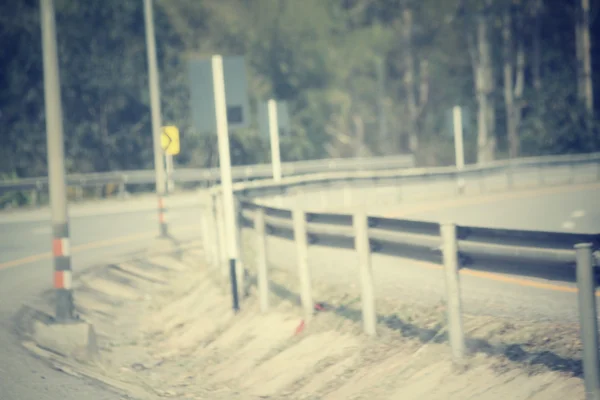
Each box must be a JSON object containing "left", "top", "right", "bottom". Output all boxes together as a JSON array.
[
  {"left": 402, "top": 7, "right": 428, "bottom": 155},
  {"left": 514, "top": 42, "right": 525, "bottom": 156},
  {"left": 503, "top": 9, "right": 516, "bottom": 158},
  {"left": 504, "top": 6, "right": 526, "bottom": 159},
  {"left": 402, "top": 8, "right": 419, "bottom": 153},
  {"left": 532, "top": 0, "right": 542, "bottom": 91},
  {"left": 475, "top": 7, "right": 496, "bottom": 164},
  {"left": 581, "top": 0, "right": 594, "bottom": 115},
  {"left": 376, "top": 57, "right": 389, "bottom": 155}
]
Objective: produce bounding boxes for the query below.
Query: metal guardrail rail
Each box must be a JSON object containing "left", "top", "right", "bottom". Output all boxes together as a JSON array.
[
  {"left": 0, "top": 154, "right": 415, "bottom": 194},
  {"left": 200, "top": 151, "right": 600, "bottom": 391}
]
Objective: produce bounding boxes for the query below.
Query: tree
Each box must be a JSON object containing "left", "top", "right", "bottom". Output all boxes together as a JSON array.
[{"left": 502, "top": 2, "right": 525, "bottom": 158}]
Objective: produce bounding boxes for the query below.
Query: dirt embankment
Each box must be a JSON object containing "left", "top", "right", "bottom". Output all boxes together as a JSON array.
[{"left": 18, "top": 243, "right": 585, "bottom": 399}]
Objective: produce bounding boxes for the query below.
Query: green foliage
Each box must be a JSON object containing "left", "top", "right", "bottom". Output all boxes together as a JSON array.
[{"left": 0, "top": 0, "right": 598, "bottom": 179}]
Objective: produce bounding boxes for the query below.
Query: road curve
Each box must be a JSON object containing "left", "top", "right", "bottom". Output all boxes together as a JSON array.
[
  {"left": 0, "top": 185, "right": 596, "bottom": 398},
  {"left": 0, "top": 194, "right": 203, "bottom": 400},
  {"left": 261, "top": 184, "right": 599, "bottom": 327}
]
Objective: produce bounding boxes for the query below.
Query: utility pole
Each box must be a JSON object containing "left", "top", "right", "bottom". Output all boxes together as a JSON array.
[
  {"left": 40, "top": 0, "right": 74, "bottom": 321},
  {"left": 143, "top": 0, "right": 168, "bottom": 237}
]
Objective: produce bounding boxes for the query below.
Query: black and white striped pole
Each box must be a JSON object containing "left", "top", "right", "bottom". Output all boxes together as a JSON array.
[
  {"left": 143, "top": 0, "right": 168, "bottom": 238},
  {"left": 40, "top": 0, "right": 74, "bottom": 321}
]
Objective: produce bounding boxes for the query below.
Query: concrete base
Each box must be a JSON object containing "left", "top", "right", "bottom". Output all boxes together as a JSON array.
[{"left": 32, "top": 319, "right": 98, "bottom": 363}]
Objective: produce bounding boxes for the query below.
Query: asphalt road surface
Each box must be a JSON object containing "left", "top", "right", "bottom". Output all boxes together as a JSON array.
[
  {"left": 261, "top": 183, "right": 600, "bottom": 327},
  {"left": 0, "top": 193, "right": 203, "bottom": 400},
  {"left": 0, "top": 184, "right": 597, "bottom": 399}
]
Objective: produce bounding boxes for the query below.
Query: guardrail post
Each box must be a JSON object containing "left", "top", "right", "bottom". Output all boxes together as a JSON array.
[
  {"left": 354, "top": 211, "right": 377, "bottom": 336},
  {"left": 118, "top": 175, "right": 127, "bottom": 199},
  {"left": 440, "top": 223, "right": 466, "bottom": 365},
  {"left": 35, "top": 180, "right": 43, "bottom": 207},
  {"left": 254, "top": 207, "right": 270, "bottom": 312},
  {"left": 575, "top": 243, "right": 600, "bottom": 400},
  {"left": 235, "top": 198, "right": 246, "bottom": 300},
  {"left": 293, "top": 208, "right": 314, "bottom": 320}
]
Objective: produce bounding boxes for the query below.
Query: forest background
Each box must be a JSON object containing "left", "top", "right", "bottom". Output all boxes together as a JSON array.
[{"left": 1, "top": 0, "right": 598, "bottom": 180}]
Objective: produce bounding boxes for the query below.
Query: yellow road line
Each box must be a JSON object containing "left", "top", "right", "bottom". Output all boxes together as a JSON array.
[
  {"left": 406, "top": 258, "right": 589, "bottom": 295},
  {"left": 0, "top": 225, "right": 200, "bottom": 271}
]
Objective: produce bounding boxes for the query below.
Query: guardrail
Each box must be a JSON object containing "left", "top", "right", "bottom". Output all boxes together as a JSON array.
[
  {"left": 199, "top": 151, "right": 600, "bottom": 394},
  {"left": 0, "top": 154, "right": 415, "bottom": 198}
]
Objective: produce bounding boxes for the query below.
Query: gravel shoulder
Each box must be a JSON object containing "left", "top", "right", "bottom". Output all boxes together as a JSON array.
[{"left": 15, "top": 238, "right": 586, "bottom": 399}]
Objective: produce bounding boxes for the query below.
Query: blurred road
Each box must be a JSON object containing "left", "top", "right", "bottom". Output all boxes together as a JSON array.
[
  {"left": 0, "top": 183, "right": 597, "bottom": 398},
  {"left": 381, "top": 183, "right": 600, "bottom": 234},
  {"left": 263, "top": 183, "right": 600, "bottom": 328},
  {"left": 0, "top": 193, "right": 203, "bottom": 400}
]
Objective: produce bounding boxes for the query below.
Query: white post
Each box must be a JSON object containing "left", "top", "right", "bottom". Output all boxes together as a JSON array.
[
  {"left": 212, "top": 55, "right": 240, "bottom": 312},
  {"left": 268, "top": 99, "right": 282, "bottom": 181},
  {"left": 440, "top": 223, "right": 466, "bottom": 364},
  {"left": 255, "top": 207, "right": 270, "bottom": 312},
  {"left": 293, "top": 208, "right": 313, "bottom": 320},
  {"left": 453, "top": 106, "right": 466, "bottom": 194},
  {"left": 235, "top": 198, "right": 246, "bottom": 299},
  {"left": 452, "top": 106, "right": 465, "bottom": 170},
  {"left": 354, "top": 211, "right": 377, "bottom": 336}
]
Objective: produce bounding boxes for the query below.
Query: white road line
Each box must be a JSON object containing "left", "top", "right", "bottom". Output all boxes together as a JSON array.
[
  {"left": 572, "top": 210, "right": 585, "bottom": 218},
  {"left": 562, "top": 221, "right": 575, "bottom": 230}
]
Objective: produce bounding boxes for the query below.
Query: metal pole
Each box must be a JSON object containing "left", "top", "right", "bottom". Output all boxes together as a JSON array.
[
  {"left": 212, "top": 55, "right": 240, "bottom": 312},
  {"left": 268, "top": 99, "right": 282, "bottom": 181},
  {"left": 441, "top": 223, "right": 466, "bottom": 364},
  {"left": 143, "top": 0, "right": 168, "bottom": 237},
  {"left": 40, "top": 0, "right": 74, "bottom": 322},
  {"left": 576, "top": 243, "right": 600, "bottom": 400}
]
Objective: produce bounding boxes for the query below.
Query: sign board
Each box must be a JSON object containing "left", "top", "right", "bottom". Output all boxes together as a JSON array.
[
  {"left": 161, "top": 125, "right": 180, "bottom": 155},
  {"left": 443, "top": 106, "right": 471, "bottom": 137},
  {"left": 258, "top": 100, "right": 291, "bottom": 140},
  {"left": 188, "top": 55, "right": 250, "bottom": 135}
]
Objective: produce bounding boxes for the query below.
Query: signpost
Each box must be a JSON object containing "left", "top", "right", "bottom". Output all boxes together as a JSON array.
[
  {"left": 161, "top": 126, "right": 179, "bottom": 193},
  {"left": 211, "top": 55, "right": 241, "bottom": 312},
  {"left": 161, "top": 125, "right": 180, "bottom": 155},
  {"left": 188, "top": 55, "right": 250, "bottom": 136}
]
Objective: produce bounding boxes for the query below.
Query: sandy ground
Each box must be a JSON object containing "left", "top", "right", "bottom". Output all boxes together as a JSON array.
[{"left": 16, "top": 237, "right": 587, "bottom": 400}]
